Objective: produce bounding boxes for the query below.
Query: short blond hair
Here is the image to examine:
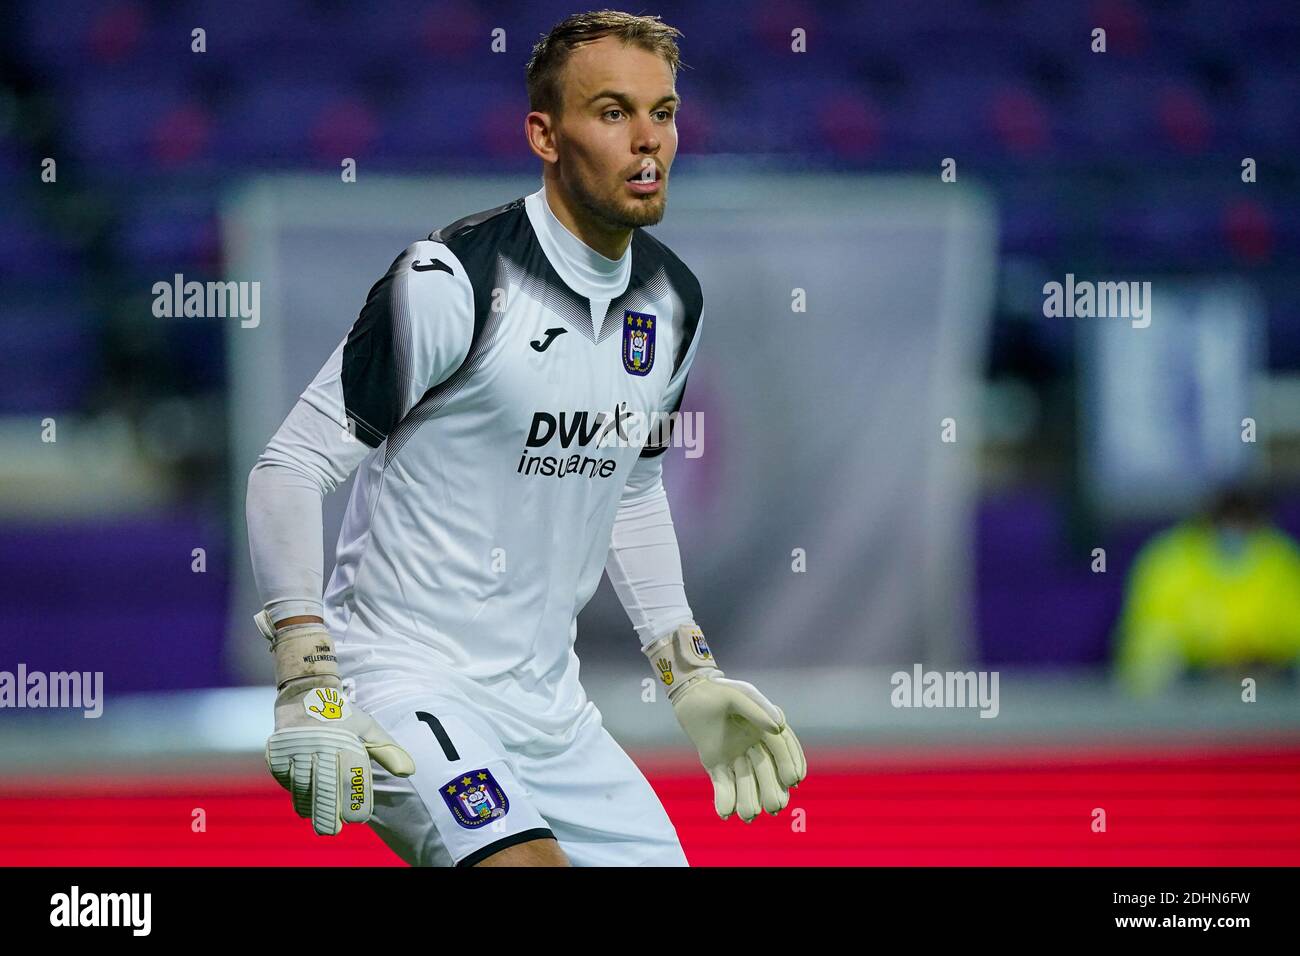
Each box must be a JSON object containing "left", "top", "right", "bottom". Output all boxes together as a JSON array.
[{"left": 526, "top": 10, "right": 684, "bottom": 119}]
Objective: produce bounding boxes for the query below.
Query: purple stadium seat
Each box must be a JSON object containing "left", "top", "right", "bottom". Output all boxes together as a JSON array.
[
  {"left": 212, "top": 79, "right": 359, "bottom": 165},
  {"left": 379, "top": 80, "right": 521, "bottom": 161},
  {"left": 1241, "top": 75, "right": 1300, "bottom": 149},
  {"left": 0, "top": 292, "right": 97, "bottom": 413}
]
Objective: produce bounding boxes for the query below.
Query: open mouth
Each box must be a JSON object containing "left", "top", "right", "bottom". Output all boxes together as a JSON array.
[
  {"left": 626, "top": 166, "right": 662, "bottom": 192},
  {"left": 627, "top": 162, "right": 660, "bottom": 181}
]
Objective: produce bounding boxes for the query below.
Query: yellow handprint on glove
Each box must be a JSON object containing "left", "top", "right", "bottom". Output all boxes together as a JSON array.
[{"left": 309, "top": 687, "right": 345, "bottom": 720}]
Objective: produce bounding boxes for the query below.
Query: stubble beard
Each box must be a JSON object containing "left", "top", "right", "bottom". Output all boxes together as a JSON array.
[{"left": 570, "top": 165, "right": 668, "bottom": 231}]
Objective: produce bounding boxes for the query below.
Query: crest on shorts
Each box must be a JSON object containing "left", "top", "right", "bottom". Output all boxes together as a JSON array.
[
  {"left": 622, "top": 310, "right": 656, "bottom": 376},
  {"left": 441, "top": 768, "right": 509, "bottom": 829}
]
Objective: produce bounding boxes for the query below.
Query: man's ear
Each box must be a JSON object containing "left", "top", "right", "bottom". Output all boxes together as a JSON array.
[{"left": 525, "top": 111, "right": 559, "bottom": 165}]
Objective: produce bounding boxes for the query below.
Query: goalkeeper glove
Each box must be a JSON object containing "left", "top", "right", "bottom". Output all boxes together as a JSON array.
[
  {"left": 644, "top": 623, "right": 807, "bottom": 822},
  {"left": 255, "top": 609, "right": 415, "bottom": 836}
]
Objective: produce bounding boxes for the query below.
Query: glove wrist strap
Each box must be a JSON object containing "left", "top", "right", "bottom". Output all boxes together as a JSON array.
[
  {"left": 643, "top": 623, "right": 722, "bottom": 701},
  {"left": 255, "top": 609, "right": 340, "bottom": 691}
]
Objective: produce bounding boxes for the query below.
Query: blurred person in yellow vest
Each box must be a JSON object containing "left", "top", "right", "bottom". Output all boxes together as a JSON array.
[{"left": 1113, "top": 485, "right": 1300, "bottom": 696}]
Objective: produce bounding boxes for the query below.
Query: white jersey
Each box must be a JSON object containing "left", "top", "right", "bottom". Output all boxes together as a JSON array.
[{"left": 266, "top": 185, "right": 703, "bottom": 746}]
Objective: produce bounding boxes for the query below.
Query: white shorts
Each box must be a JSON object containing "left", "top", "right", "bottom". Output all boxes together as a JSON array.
[{"left": 353, "top": 675, "right": 689, "bottom": 867}]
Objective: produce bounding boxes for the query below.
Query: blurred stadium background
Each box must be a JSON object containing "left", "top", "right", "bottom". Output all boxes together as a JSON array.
[{"left": 3, "top": 0, "right": 1300, "bottom": 865}]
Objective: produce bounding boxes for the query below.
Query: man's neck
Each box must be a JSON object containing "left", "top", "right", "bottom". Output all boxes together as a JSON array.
[{"left": 542, "top": 176, "right": 633, "bottom": 260}]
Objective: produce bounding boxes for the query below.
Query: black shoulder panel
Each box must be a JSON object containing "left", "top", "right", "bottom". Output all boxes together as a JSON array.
[
  {"left": 428, "top": 197, "right": 529, "bottom": 361},
  {"left": 630, "top": 228, "right": 703, "bottom": 377},
  {"left": 630, "top": 229, "right": 703, "bottom": 459},
  {"left": 340, "top": 250, "right": 410, "bottom": 448},
  {"left": 340, "top": 198, "right": 529, "bottom": 450},
  {"left": 376, "top": 198, "right": 533, "bottom": 463}
]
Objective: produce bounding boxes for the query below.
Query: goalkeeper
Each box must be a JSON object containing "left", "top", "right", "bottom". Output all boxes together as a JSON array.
[{"left": 244, "top": 11, "right": 805, "bottom": 867}]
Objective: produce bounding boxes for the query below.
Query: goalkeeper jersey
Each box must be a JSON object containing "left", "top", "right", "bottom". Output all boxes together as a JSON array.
[{"left": 255, "top": 184, "right": 703, "bottom": 743}]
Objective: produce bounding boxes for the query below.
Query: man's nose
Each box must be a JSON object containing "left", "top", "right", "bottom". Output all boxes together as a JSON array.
[{"left": 633, "top": 116, "right": 660, "bottom": 152}]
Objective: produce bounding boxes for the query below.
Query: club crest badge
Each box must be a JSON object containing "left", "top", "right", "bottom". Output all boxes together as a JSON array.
[
  {"left": 622, "top": 310, "right": 656, "bottom": 376},
  {"left": 441, "top": 768, "right": 510, "bottom": 829}
]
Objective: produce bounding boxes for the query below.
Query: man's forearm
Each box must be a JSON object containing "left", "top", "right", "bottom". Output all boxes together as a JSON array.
[
  {"left": 246, "top": 457, "right": 330, "bottom": 627},
  {"left": 246, "top": 396, "right": 370, "bottom": 628},
  {"left": 606, "top": 475, "right": 696, "bottom": 647}
]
